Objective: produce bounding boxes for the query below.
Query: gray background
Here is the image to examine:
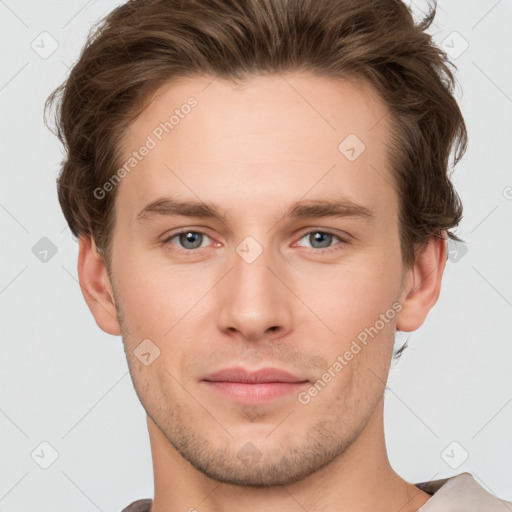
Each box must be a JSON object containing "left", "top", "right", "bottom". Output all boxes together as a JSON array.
[{"left": 1, "top": 0, "right": 511, "bottom": 510}]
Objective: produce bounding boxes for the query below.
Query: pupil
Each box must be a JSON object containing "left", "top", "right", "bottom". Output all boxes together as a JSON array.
[
  {"left": 180, "top": 232, "right": 202, "bottom": 249},
  {"left": 312, "top": 232, "right": 331, "bottom": 248}
]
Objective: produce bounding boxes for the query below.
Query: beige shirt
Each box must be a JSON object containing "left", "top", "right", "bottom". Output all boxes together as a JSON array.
[
  {"left": 416, "top": 472, "right": 511, "bottom": 511},
  {"left": 122, "top": 472, "right": 511, "bottom": 511}
]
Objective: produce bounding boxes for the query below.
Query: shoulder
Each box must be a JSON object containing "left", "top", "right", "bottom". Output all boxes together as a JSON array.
[
  {"left": 121, "top": 498, "right": 153, "bottom": 512},
  {"left": 416, "top": 472, "right": 511, "bottom": 511}
]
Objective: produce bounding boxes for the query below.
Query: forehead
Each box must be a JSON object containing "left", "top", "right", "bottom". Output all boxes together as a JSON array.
[{"left": 116, "top": 72, "right": 396, "bottom": 221}]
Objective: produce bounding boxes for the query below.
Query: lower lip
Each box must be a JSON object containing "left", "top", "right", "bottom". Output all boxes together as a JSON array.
[{"left": 202, "top": 381, "right": 308, "bottom": 403}]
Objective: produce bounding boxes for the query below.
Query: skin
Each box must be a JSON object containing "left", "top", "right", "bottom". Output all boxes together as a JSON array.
[{"left": 78, "top": 71, "right": 446, "bottom": 512}]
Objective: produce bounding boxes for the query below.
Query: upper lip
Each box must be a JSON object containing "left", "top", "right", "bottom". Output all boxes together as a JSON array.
[{"left": 202, "top": 367, "right": 308, "bottom": 384}]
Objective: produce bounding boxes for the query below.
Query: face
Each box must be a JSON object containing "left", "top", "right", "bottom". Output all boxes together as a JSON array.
[{"left": 107, "top": 72, "right": 407, "bottom": 485}]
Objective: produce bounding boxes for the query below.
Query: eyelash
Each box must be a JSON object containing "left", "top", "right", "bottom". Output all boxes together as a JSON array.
[{"left": 162, "top": 229, "right": 348, "bottom": 255}]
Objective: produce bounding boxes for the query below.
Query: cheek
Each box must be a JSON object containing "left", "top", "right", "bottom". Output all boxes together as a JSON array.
[
  {"left": 327, "top": 319, "right": 394, "bottom": 413},
  {"left": 113, "top": 252, "right": 183, "bottom": 334},
  {"left": 311, "top": 262, "right": 400, "bottom": 342}
]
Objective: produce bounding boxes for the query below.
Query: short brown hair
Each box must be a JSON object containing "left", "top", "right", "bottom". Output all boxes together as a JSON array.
[{"left": 45, "top": 0, "right": 467, "bottom": 270}]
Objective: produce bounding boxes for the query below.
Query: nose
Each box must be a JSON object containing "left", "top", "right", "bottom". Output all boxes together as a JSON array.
[{"left": 216, "top": 245, "right": 294, "bottom": 343}]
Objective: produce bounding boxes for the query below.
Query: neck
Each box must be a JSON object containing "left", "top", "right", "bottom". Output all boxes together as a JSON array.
[{"left": 147, "top": 398, "right": 431, "bottom": 512}]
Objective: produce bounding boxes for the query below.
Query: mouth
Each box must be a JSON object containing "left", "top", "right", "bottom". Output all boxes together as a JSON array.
[{"left": 201, "top": 367, "right": 309, "bottom": 404}]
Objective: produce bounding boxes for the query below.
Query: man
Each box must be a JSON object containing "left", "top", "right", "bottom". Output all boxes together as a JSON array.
[{"left": 45, "top": 0, "right": 510, "bottom": 510}]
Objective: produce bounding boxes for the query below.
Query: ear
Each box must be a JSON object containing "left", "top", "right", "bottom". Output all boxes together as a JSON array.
[
  {"left": 396, "top": 233, "right": 447, "bottom": 332},
  {"left": 77, "top": 235, "right": 121, "bottom": 336}
]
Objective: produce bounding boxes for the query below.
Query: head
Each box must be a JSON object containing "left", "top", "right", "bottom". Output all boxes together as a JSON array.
[{"left": 46, "top": 0, "right": 466, "bottom": 487}]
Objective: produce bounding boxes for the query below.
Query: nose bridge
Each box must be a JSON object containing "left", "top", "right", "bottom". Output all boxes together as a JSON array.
[{"left": 216, "top": 239, "right": 293, "bottom": 341}]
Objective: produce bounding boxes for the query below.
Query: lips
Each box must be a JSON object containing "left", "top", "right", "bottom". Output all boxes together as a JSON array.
[
  {"left": 201, "top": 367, "right": 309, "bottom": 404},
  {"left": 202, "top": 367, "right": 308, "bottom": 384}
]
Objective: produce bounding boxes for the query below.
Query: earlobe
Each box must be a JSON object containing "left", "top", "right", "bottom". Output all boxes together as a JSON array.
[
  {"left": 77, "top": 235, "right": 121, "bottom": 336},
  {"left": 396, "top": 233, "right": 447, "bottom": 333}
]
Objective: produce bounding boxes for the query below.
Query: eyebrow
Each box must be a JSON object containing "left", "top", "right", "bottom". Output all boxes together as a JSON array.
[{"left": 136, "top": 197, "right": 374, "bottom": 224}]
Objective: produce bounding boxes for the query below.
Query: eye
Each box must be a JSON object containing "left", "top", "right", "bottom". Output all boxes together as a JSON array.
[
  {"left": 164, "top": 230, "right": 212, "bottom": 251},
  {"left": 295, "top": 230, "right": 345, "bottom": 251},
  {"left": 162, "top": 228, "right": 347, "bottom": 254}
]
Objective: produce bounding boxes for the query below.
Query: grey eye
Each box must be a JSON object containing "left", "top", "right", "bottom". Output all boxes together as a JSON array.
[
  {"left": 298, "top": 231, "right": 339, "bottom": 249},
  {"left": 170, "top": 231, "right": 208, "bottom": 250}
]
